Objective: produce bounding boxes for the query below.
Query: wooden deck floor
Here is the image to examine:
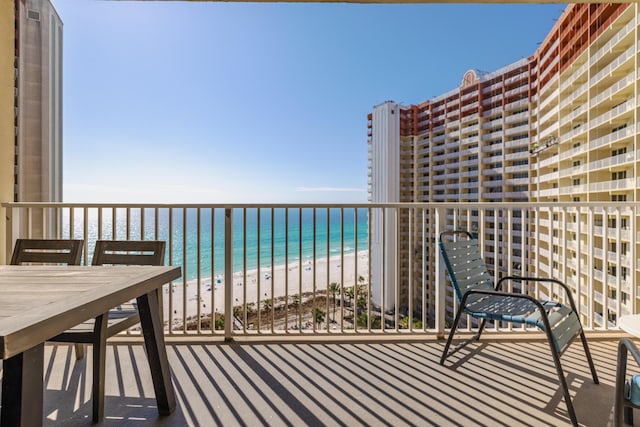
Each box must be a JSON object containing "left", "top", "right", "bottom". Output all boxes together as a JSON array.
[{"left": 1, "top": 335, "right": 632, "bottom": 426}]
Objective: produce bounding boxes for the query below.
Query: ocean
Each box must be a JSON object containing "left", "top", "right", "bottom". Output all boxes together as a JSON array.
[{"left": 67, "top": 207, "right": 369, "bottom": 282}]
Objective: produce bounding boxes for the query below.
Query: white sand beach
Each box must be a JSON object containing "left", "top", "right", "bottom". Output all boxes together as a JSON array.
[{"left": 163, "top": 250, "right": 369, "bottom": 325}]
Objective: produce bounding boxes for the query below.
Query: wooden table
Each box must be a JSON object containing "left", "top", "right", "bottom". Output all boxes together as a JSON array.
[{"left": 0, "top": 265, "right": 181, "bottom": 426}]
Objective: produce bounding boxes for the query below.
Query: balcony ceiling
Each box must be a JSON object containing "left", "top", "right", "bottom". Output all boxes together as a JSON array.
[{"left": 137, "top": 0, "right": 622, "bottom": 3}]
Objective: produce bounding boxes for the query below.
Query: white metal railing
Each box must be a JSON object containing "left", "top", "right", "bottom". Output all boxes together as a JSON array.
[
  {"left": 560, "top": 61, "right": 588, "bottom": 93},
  {"left": 589, "top": 98, "right": 635, "bottom": 129},
  {"left": 559, "top": 142, "right": 587, "bottom": 161},
  {"left": 3, "top": 202, "right": 638, "bottom": 339},
  {"left": 560, "top": 104, "right": 587, "bottom": 127},
  {"left": 589, "top": 18, "right": 636, "bottom": 67},
  {"left": 589, "top": 45, "right": 635, "bottom": 88},
  {"left": 589, "top": 71, "right": 635, "bottom": 109},
  {"left": 539, "top": 38, "right": 560, "bottom": 72},
  {"left": 560, "top": 81, "right": 588, "bottom": 110}
]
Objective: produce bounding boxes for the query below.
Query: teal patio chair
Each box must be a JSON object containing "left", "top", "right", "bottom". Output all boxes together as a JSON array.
[
  {"left": 615, "top": 338, "right": 640, "bottom": 426},
  {"left": 438, "top": 230, "right": 598, "bottom": 427}
]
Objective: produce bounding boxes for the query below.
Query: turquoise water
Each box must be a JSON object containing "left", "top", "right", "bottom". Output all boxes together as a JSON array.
[{"left": 68, "top": 207, "right": 369, "bottom": 282}]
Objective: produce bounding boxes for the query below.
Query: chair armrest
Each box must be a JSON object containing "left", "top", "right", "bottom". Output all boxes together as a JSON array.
[
  {"left": 439, "top": 230, "right": 473, "bottom": 243},
  {"left": 497, "top": 275, "right": 565, "bottom": 291},
  {"left": 497, "top": 275, "right": 578, "bottom": 313},
  {"left": 619, "top": 338, "right": 640, "bottom": 367}
]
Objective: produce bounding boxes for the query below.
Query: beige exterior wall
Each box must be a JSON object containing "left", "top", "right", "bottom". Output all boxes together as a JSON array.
[{"left": 0, "top": 0, "right": 15, "bottom": 264}]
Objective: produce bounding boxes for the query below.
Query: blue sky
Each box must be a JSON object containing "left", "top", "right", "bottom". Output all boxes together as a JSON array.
[{"left": 52, "top": 1, "right": 564, "bottom": 203}]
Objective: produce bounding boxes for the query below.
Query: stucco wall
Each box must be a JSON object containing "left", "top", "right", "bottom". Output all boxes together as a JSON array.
[{"left": 0, "top": 0, "right": 14, "bottom": 263}]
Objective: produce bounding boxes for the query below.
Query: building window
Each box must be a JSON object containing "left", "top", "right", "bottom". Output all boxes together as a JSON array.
[
  {"left": 27, "top": 9, "right": 41, "bottom": 21},
  {"left": 612, "top": 124, "right": 628, "bottom": 133},
  {"left": 612, "top": 171, "right": 627, "bottom": 180}
]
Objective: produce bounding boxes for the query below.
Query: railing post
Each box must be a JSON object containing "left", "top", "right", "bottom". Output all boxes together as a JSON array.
[
  {"left": 434, "top": 206, "right": 446, "bottom": 338},
  {"left": 4, "top": 205, "right": 13, "bottom": 264},
  {"left": 224, "top": 207, "right": 233, "bottom": 341}
]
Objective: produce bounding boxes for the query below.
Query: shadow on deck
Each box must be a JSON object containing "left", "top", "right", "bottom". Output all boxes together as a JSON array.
[{"left": 3, "top": 335, "right": 632, "bottom": 426}]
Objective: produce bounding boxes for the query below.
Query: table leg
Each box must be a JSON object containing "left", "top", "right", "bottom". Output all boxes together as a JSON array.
[
  {"left": 92, "top": 313, "right": 108, "bottom": 423},
  {"left": 1, "top": 343, "right": 44, "bottom": 427},
  {"left": 137, "top": 289, "right": 176, "bottom": 416}
]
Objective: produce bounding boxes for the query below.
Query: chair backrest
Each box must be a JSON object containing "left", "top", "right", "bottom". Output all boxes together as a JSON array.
[
  {"left": 10, "top": 239, "right": 84, "bottom": 265},
  {"left": 438, "top": 230, "right": 493, "bottom": 303},
  {"left": 92, "top": 240, "right": 166, "bottom": 266}
]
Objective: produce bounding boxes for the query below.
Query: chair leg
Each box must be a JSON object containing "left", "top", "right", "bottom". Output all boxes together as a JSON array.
[
  {"left": 624, "top": 406, "right": 633, "bottom": 426},
  {"left": 74, "top": 343, "right": 85, "bottom": 360},
  {"left": 475, "top": 318, "right": 488, "bottom": 341},
  {"left": 544, "top": 329, "right": 578, "bottom": 426},
  {"left": 578, "top": 329, "right": 599, "bottom": 384},
  {"left": 92, "top": 314, "right": 108, "bottom": 423},
  {"left": 440, "top": 304, "right": 465, "bottom": 365}
]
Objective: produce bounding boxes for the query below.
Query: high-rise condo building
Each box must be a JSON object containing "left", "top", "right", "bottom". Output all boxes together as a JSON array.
[
  {"left": 368, "top": 3, "right": 638, "bottom": 327},
  {"left": 14, "top": 0, "right": 63, "bottom": 204},
  {"left": 12, "top": 0, "right": 63, "bottom": 238}
]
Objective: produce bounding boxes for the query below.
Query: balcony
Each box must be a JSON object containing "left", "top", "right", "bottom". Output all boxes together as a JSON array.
[
  {"left": 1, "top": 201, "right": 637, "bottom": 425},
  {"left": 38, "top": 336, "right": 620, "bottom": 426}
]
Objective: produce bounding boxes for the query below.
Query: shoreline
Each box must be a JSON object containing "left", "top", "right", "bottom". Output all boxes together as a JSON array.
[{"left": 164, "top": 250, "right": 369, "bottom": 324}]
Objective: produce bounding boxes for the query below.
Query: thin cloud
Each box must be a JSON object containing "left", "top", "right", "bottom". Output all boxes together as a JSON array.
[{"left": 295, "top": 187, "right": 365, "bottom": 193}]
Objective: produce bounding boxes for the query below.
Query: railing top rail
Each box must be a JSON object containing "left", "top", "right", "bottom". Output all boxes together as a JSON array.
[{"left": 3, "top": 201, "right": 639, "bottom": 209}]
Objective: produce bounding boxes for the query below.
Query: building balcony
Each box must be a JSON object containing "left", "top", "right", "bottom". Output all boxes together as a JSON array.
[{"left": 2, "top": 201, "right": 638, "bottom": 426}]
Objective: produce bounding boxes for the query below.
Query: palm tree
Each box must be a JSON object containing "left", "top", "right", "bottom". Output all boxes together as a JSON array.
[
  {"left": 312, "top": 307, "right": 325, "bottom": 325},
  {"left": 291, "top": 293, "right": 300, "bottom": 306},
  {"left": 233, "top": 305, "right": 242, "bottom": 318},
  {"left": 328, "top": 282, "right": 340, "bottom": 323},
  {"left": 244, "top": 302, "right": 255, "bottom": 316},
  {"left": 344, "top": 287, "right": 354, "bottom": 307},
  {"left": 356, "top": 275, "right": 366, "bottom": 311}
]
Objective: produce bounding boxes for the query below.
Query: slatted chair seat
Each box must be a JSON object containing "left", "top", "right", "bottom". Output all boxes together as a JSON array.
[{"left": 439, "top": 230, "right": 598, "bottom": 427}]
